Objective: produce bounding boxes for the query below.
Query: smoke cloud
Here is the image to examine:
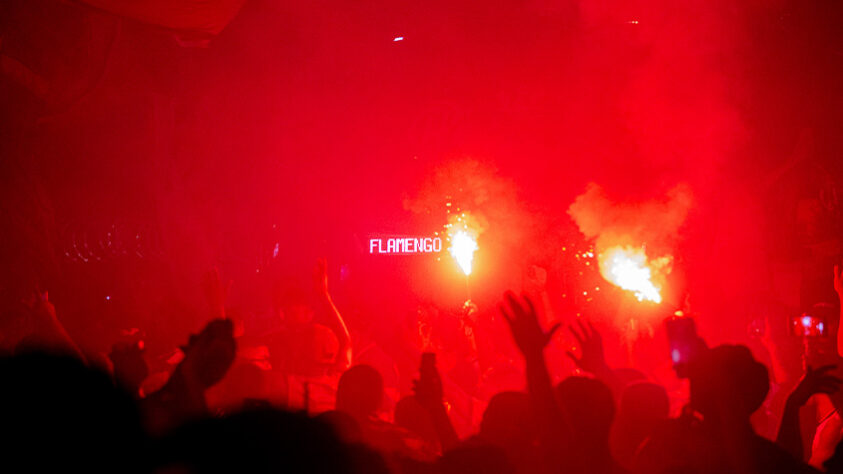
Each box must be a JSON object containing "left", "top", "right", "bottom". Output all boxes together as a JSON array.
[
  {"left": 403, "top": 159, "right": 535, "bottom": 253},
  {"left": 567, "top": 182, "right": 693, "bottom": 254}
]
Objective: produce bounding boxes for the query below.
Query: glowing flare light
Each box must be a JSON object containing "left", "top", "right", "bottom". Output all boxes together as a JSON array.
[
  {"left": 446, "top": 211, "right": 480, "bottom": 276},
  {"left": 599, "top": 246, "right": 669, "bottom": 303},
  {"left": 449, "top": 230, "right": 478, "bottom": 276}
]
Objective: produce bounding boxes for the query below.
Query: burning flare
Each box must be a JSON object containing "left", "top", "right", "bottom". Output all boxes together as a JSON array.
[
  {"left": 446, "top": 213, "right": 479, "bottom": 276},
  {"left": 449, "top": 230, "right": 478, "bottom": 275},
  {"left": 599, "top": 246, "right": 670, "bottom": 303},
  {"left": 568, "top": 183, "right": 691, "bottom": 305}
]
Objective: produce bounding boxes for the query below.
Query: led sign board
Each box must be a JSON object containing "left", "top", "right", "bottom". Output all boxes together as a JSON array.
[{"left": 369, "top": 236, "right": 442, "bottom": 255}]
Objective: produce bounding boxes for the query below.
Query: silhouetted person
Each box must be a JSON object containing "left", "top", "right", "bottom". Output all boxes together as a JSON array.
[
  {"left": 634, "top": 344, "right": 818, "bottom": 474},
  {"left": 316, "top": 409, "right": 364, "bottom": 444},
  {"left": 337, "top": 364, "right": 385, "bottom": 423},
  {"left": 153, "top": 408, "right": 354, "bottom": 473},
  {"left": 556, "top": 376, "right": 625, "bottom": 474},
  {"left": 825, "top": 438, "right": 843, "bottom": 473},
  {"left": 5, "top": 291, "right": 84, "bottom": 360},
  {"left": 396, "top": 395, "right": 440, "bottom": 451},
  {"left": 0, "top": 352, "right": 147, "bottom": 473},
  {"left": 776, "top": 364, "right": 841, "bottom": 462},
  {"left": 610, "top": 381, "right": 670, "bottom": 469},
  {"left": 337, "top": 364, "right": 429, "bottom": 459},
  {"left": 109, "top": 340, "right": 149, "bottom": 399},
  {"left": 143, "top": 319, "right": 236, "bottom": 434},
  {"left": 461, "top": 391, "right": 540, "bottom": 474},
  {"left": 265, "top": 259, "right": 351, "bottom": 376},
  {"left": 500, "top": 291, "right": 623, "bottom": 474},
  {"left": 411, "top": 352, "right": 460, "bottom": 453}
]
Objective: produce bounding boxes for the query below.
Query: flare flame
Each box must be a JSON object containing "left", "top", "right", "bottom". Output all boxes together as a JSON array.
[
  {"left": 446, "top": 213, "right": 480, "bottom": 276},
  {"left": 599, "top": 246, "right": 670, "bottom": 303}
]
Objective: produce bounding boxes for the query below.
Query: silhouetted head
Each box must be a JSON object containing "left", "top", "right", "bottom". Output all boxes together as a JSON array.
[
  {"left": 336, "top": 365, "right": 383, "bottom": 420},
  {"left": 611, "top": 381, "right": 670, "bottom": 469},
  {"left": 156, "top": 408, "right": 350, "bottom": 473},
  {"left": 618, "top": 381, "right": 669, "bottom": 424},
  {"left": 556, "top": 376, "right": 615, "bottom": 443},
  {"left": 0, "top": 352, "right": 146, "bottom": 473},
  {"left": 479, "top": 391, "right": 535, "bottom": 447},
  {"left": 275, "top": 284, "right": 314, "bottom": 326},
  {"left": 689, "top": 344, "right": 769, "bottom": 422},
  {"left": 612, "top": 367, "right": 647, "bottom": 390}
]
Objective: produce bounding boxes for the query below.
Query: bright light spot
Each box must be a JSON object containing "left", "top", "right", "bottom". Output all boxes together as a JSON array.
[
  {"left": 671, "top": 349, "right": 681, "bottom": 363},
  {"left": 449, "top": 230, "right": 478, "bottom": 275},
  {"left": 626, "top": 20, "right": 639, "bottom": 25},
  {"left": 599, "top": 246, "right": 669, "bottom": 304},
  {"left": 393, "top": 36, "right": 404, "bottom": 42},
  {"left": 445, "top": 211, "right": 482, "bottom": 277},
  {"left": 802, "top": 316, "right": 813, "bottom": 327},
  {"left": 105, "top": 295, "right": 111, "bottom": 301}
]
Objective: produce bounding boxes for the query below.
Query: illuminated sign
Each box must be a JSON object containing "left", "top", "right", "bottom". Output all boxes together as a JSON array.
[{"left": 369, "top": 236, "right": 442, "bottom": 255}]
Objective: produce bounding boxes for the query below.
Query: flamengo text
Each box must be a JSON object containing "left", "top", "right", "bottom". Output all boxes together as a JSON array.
[{"left": 369, "top": 237, "right": 442, "bottom": 255}]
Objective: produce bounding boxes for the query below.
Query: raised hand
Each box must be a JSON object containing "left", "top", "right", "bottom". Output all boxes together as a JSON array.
[
  {"left": 31, "top": 290, "right": 56, "bottom": 320},
  {"left": 500, "top": 291, "right": 560, "bottom": 358},
  {"left": 566, "top": 320, "right": 608, "bottom": 374},
  {"left": 179, "top": 319, "right": 236, "bottom": 389},
  {"left": 523, "top": 264, "right": 548, "bottom": 294},
  {"left": 788, "top": 365, "right": 841, "bottom": 408}
]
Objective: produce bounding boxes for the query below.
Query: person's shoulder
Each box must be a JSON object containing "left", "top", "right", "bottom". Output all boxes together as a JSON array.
[
  {"left": 632, "top": 417, "right": 708, "bottom": 474},
  {"left": 752, "top": 435, "right": 820, "bottom": 474}
]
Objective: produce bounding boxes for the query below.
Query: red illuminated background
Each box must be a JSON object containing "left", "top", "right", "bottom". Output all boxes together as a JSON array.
[{"left": 1, "top": 0, "right": 841, "bottom": 367}]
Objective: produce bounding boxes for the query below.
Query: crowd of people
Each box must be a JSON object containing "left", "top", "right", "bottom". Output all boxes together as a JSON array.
[{"left": 2, "top": 260, "right": 843, "bottom": 474}]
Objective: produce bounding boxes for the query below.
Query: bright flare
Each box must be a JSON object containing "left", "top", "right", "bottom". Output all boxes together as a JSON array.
[
  {"left": 449, "top": 230, "right": 478, "bottom": 275},
  {"left": 599, "top": 246, "right": 669, "bottom": 303}
]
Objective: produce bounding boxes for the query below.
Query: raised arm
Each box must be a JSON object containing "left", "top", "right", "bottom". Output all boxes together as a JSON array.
[
  {"left": 413, "top": 353, "right": 460, "bottom": 452},
  {"left": 500, "top": 292, "right": 568, "bottom": 445},
  {"left": 523, "top": 265, "right": 555, "bottom": 328},
  {"left": 566, "top": 320, "right": 621, "bottom": 398},
  {"left": 776, "top": 365, "right": 841, "bottom": 460},
  {"left": 29, "top": 291, "right": 85, "bottom": 361},
  {"left": 315, "top": 259, "right": 352, "bottom": 370}
]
